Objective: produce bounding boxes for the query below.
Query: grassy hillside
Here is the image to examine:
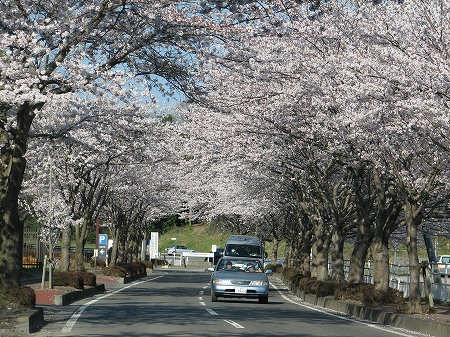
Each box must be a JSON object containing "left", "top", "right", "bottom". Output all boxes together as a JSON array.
[{"left": 158, "top": 223, "right": 231, "bottom": 253}]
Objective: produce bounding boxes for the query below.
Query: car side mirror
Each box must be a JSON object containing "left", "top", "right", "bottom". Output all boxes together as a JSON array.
[
  {"left": 265, "top": 269, "right": 273, "bottom": 275},
  {"left": 207, "top": 267, "right": 215, "bottom": 272}
]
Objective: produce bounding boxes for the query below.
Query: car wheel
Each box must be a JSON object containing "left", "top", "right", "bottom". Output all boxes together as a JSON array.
[
  {"left": 211, "top": 292, "right": 218, "bottom": 302},
  {"left": 259, "top": 295, "right": 268, "bottom": 304}
]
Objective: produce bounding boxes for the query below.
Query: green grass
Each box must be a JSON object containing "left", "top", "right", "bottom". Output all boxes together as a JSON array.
[
  {"left": 158, "top": 224, "right": 287, "bottom": 259},
  {"left": 158, "top": 223, "right": 231, "bottom": 253}
]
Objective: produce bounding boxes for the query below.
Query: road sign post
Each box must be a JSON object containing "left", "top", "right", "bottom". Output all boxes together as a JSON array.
[{"left": 98, "top": 234, "right": 108, "bottom": 265}]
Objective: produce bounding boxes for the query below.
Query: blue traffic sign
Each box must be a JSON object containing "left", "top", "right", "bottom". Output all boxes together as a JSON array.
[{"left": 99, "top": 234, "right": 108, "bottom": 245}]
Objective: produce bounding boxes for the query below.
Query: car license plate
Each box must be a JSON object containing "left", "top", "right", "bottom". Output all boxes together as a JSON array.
[{"left": 235, "top": 287, "right": 247, "bottom": 294}]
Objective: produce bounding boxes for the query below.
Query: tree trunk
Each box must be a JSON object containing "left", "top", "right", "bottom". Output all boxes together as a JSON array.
[
  {"left": 299, "top": 250, "right": 311, "bottom": 274},
  {"left": 347, "top": 238, "right": 372, "bottom": 283},
  {"left": 371, "top": 166, "right": 402, "bottom": 291},
  {"left": 372, "top": 236, "right": 390, "bottom": 291},
  {"left": 330, "top": 228, "right": 345, "bottom": 281},
  {"left": 311, "top": 218, "right": 331, "bottom": 281},
  {"left": 291, "top": 240, "right": 300, "bottom": 268},
  {"left": 60, "top": 226, "right": 72, "bottom": 272},
  {"left": 311, "top": 243, "right": 329, "bottom": 281},
  {"left": 405, "top": 200, "right": 424, "bottom": 314},
  {"left": 284, "top": 242, "right": 292, "bottom": 268},
  {"left": 0, "top": 102, "right": 36, "bottom": 290},
  {"left": 298, "top": 231, "right": 311, "bottom": 274},
  {"left": 141, "top": 232, "right": 148, "bottom": 261},
  {"left": 74, "top": 219, "right": 89, "bottom": 271},
  {"left": 0, "top": 197, "right": 24, "bottom": 289},
  {"left": 423, "top": 230, "right": 441, "bottom": 284},
  {"left": 271, "top": 238, "right": 279, "bottom": 264},
  {"left": 109, "top": 227, "right": 120, "bottom": 267},
  {"left": 118, "top": 226, "right": 128, "bottom": 264}
]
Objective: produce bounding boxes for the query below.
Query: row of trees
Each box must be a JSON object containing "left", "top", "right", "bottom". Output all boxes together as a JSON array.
[
  {"left": 172, "top": 1, "right": 450, "bottom": 313},
  {"left": 1, "top": 0, "right": 280, "bottom": 290},
  {"left": 0, "top": 1, "right": 448, "bottom": 316}
]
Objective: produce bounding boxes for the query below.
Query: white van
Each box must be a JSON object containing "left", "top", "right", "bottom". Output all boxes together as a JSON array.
[
  {"left": 437, "top": 255, "right": 450, "bottom": 276},
  {"left": 223, "top": 235, "right": 265, "bottom": 264}
]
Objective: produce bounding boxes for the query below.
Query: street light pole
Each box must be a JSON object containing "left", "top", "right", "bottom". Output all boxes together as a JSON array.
[{"left": 48, "top": 154, "right": 54, "bottom": 289}]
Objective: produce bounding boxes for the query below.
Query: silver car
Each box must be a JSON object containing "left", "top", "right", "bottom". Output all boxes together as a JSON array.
[
  {"left": 208, "top": 257, "right": 272, "bottom": 304},
  {"left": 165, "top": 245, "right": 196, "bottom": 254}
]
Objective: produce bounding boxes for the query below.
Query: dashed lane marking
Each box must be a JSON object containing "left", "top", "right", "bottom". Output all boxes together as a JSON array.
[
  {"left": 224, "top": 319, "right": 245, "bottom": 329},
  {"left": 206, "top": 308, "right": 218, "bottom": 315}
]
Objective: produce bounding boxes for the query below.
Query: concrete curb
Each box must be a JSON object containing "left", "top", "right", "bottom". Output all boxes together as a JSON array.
[
  {"left": 54, "top": 283, "right": 106, "bottom": 305},
  {"left": 277, "top": 275, "right": 450, "bottom": 337},
  {"left": 18, "top": 284, "right": 106, "bottom": 333},
  {"left": 16, "top": 307, "right": 44, "bottom": 334}
]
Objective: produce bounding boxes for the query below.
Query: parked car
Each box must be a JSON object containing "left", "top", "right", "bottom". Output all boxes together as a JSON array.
[
  {"left": 207, "top": 256, "right": 272, "bottom": 304},
  {"left": 437, "top": 255, "right": 450, "bottom": 276},
  {"left": 164, "top": 245, "right": 196, "bottom": 254}
]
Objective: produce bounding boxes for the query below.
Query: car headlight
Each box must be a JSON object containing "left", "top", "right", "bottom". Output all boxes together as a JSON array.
[
  {"left": 250, "top": 280, "right": 268, "bottom": 286},
  {"left": 214, "top": 279, "right": 232, "bottom": 285}
]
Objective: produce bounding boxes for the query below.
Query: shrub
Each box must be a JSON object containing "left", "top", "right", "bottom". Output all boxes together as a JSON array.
[
  {"left": 141, "top": 260, "right": 153, "bottom": 270},
  {"left": 292, "top": 274, "right": 310, "bottom": 288},
  {"left": 299, "top": 277, "right": 319, "bottom": 293},
  {"left": 79, "top": 272, "right": 97, "bottom": 287},
  {"left": 5, "top": 286, "right": 36, "bottom": 308},
  {"left": 131, "top": 261, "right": 147, "bottom": 275},
  {"left": 102, "top": 262, "right": 149, "bottom": 277},
  {"left": 281, "top": 267, "right": 302, "bottom": 282},
  {"left": 276, "top": 265, "right": 285, "bottom": 274},
  {"left": 333, "top": 282, "right": 403, "bottom": 304},
  {"left": 315, "top": 280, "right": 344, "bottom": 297},
  {"left": 264, "top": 263, "right": 280, "bottom": 273},
  {"left": 103, "top": 265, "right": 127, "bottom": 277},
  {"left": 335, "top": 282, "right": 370, "bottom": 302},
  {"left": 370, "top": 288, "right": 404, "bottom": 305},
  {"left": 53, "top": 271, "right": 84, "bottom": 289}
]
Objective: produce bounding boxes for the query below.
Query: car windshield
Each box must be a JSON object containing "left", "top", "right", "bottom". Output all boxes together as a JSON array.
[
  {"left": 224, "top": 244, "right": 262, "bottom": 258},
  {"left": 218, "top": 259, "right": 263, "bottom": 272},
  {"left": 441, "top": 256, "right": 450, "bottom": 264}
]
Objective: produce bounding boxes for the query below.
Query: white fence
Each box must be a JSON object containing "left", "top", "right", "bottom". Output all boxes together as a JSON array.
[
  {"left": 341, "top": 261, "right": 450, "bottom": 304},
  {"left": 162, "top": 252, "right": 214, "bottom": 266}
]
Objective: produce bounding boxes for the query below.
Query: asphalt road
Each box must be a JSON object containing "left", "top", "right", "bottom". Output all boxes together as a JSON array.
[{"left": 32, "top": 268, "right": 428, "bottom": 337}]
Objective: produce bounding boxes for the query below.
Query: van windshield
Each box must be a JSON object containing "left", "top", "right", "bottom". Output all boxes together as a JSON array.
[{"left": 225, "top": 244, "right": 263, "bottom": 258}]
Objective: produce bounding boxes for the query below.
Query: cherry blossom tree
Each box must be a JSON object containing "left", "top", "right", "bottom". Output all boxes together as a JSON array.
[
  {"left": 0, "top": 0, "right": 288, "bottom": 289},
  {"left": 175, "top": 1, "right": 449, "bottom": 313}
]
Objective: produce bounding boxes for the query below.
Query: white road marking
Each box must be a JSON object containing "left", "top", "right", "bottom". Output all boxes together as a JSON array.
[
  {"left": 199, "top": 301, "right": 206, "bottom": 306},
  {"left": 206, "top": 308, "right": 218, "bottom": 315},
  {"left": 271, "top": 282, "right": 425, "bottom": 337},
  {"left": 224, "top": 319, "right": 245, "bottom": 329},
  {"left": 62, "top": 275, "right": 165, "bottom": 333}
]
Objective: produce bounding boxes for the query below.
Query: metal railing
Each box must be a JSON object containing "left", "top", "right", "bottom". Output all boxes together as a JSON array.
[
  {"left": 341, "top": 260, "right": 450, "bottom": 304},
  {"left": 161, "top": 252, "right": 214, "bottom": 267}
]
